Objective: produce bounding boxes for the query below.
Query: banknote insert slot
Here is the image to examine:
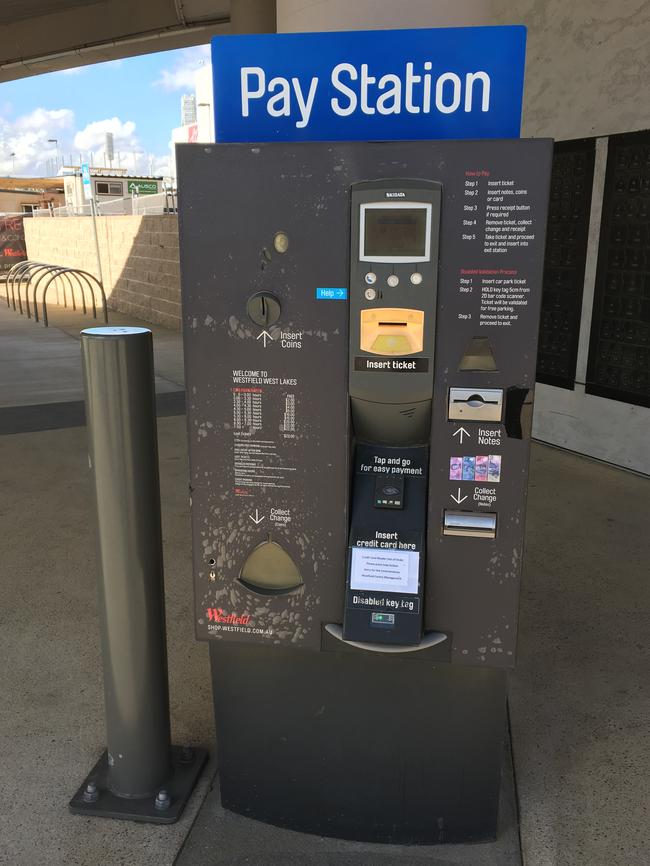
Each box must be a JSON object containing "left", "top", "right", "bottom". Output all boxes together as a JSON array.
[{"left": 448, "top": 387, "right": 503, "bottom": 422}]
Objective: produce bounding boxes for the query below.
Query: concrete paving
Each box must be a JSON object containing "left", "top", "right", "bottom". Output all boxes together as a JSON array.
[
  {"left": 0, "top": 298, "right": 184, "bottom": 410},
  {"left": 0, "top": 417, "right": 214, "bottom": 866},
  {"left": 510, "top": 445, "right": 650, "bottom": 866}
]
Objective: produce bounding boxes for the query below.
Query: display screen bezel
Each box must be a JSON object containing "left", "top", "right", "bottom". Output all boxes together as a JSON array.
[{"left": 359, "top": 201, "right": 432, "bottom": 264}]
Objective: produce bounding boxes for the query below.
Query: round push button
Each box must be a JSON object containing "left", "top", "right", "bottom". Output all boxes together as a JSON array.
[
  {"left": 364, "top": 287, "right": 377, "bottom": 301},
  {"left": 365, "top": 272, "right": 377, "bottom": 285},
  {"left": 387, "top": 274, "right": 399, "bottom": 288},
  {"left": 410, "top": 272, "right": 423, "bottom": 285}
]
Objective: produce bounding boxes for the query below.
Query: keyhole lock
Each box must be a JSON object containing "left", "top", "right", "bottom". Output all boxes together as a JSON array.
[{"left": 246, "top": 292, "right": 281, "bottom": 327}]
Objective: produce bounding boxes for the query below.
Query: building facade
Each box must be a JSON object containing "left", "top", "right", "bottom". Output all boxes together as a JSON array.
[
  {"left": 62, "top": 167, "right": 163, "bottom": 213},
  {"left": 181, "top": 93, "right": 197, "bottom": 125},
  {"left": 0, "top": 178, "right": 65, "bottom": 215}
]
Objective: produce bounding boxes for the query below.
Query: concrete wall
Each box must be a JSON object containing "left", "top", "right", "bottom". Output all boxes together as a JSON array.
[
  {"left": 23, "top": 215, "right": 181, "bottom": 330},
  {"left": 277, "top": 0, "right": 650, "bottom": 140}
]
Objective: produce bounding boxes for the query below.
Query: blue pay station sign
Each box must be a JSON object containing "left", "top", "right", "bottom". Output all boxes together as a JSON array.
[{"left": 212, "top": 27, "right": 526, "bottom": 142}]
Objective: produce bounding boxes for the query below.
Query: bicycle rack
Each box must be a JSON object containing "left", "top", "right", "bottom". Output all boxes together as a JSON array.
[
  {"left": 42, "top": 268, "right": 107, "bottom": 327},
  {"left": 3, "top": 260, "right": 108, "bottom": 327}
]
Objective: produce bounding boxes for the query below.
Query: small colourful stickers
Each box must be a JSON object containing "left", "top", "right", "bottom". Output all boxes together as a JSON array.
[
  {"left": 450, "top": 455, "right": 502, "bottom": 482},
  {"left": 462, "top": 456, "right": 476, "bottom": 480},
  {"left": 449, "top": 457, "right": 462, "bottom": 480}
]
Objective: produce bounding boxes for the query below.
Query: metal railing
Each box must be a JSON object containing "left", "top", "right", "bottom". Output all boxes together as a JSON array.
[
  {"left": 132, "top": 190, "right": 178, "bottom": 214},
  {"left": 33, "top": 190, "right": 177, "bottom": 218},
  {"left": 3, "top": 260, "right": 108, "bottom": 327}
]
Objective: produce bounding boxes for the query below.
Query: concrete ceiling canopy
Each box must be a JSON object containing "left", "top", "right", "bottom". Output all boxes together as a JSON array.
[{"left": 0, "top": 0, "right": 276, "bottom": 83}]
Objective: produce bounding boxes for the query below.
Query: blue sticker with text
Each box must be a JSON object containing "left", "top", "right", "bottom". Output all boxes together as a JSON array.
[
  {"left": 212, "top": 27, "right": 526, "bottom": 143},
  {"left": 316, "top": 288, "right": 348, "bottom": 300}
]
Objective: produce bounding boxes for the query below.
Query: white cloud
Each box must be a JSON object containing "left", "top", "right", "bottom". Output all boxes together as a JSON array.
[
  {"left": 0, "top": 108, "right": 171, "bottom": 179},
  {"left": 74, "top": 117, "right": 137, "bottom": 151},
  {"left": 0, "top": 107, "right": 75, "bottom": 176},
  {"left": 154, "top": 45, "right": 211, "bottom": 91},
  {"left": 14, "top": 107, "right": 74, "bottom": 132},
  {"left": 74, "top": 118, "right": 171, "bottom": 176}
]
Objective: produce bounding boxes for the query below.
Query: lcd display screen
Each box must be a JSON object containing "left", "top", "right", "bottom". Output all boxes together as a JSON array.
[{"left": 363, "top": 207, "right": 428, "bottom": 258}]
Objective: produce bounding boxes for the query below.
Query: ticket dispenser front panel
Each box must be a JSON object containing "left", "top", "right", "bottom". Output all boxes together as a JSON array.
[
  {"left": 345, "top": 180, "right": 440, "bottom": 646},
  {"left": 178, "top": 139, "right": 552, "bottom": 844},
  {"left": 349, "top": 180, "right": 440, "bottom": 445}
]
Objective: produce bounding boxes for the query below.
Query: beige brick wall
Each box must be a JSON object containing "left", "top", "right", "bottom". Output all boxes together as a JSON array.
[{"left": 23, "top": 215, "right": 181, "bottom": 330}]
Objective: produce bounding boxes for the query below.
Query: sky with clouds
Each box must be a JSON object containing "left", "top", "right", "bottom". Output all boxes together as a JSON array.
[{"left": 0, "top": 44, "right": 211, "bottom": 178}]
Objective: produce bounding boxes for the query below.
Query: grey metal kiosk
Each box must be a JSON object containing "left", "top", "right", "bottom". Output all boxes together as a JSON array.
[{"left": 177, "top": 139, "right": 552, "bottom": 843}]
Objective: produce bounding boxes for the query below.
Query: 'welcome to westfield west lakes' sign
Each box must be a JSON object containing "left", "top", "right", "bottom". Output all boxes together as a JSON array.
[{"left": 211, "top": 27, "right": 526, "bottom": 142}]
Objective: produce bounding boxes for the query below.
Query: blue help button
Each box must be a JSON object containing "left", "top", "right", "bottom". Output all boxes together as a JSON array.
[{"left": 316, "top": 287, "right": 348, "bottom": 300}]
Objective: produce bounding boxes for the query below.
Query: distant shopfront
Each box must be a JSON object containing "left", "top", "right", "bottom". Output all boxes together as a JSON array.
[{"left": 63, "top": 168, "right": 163, "bottom": 213}]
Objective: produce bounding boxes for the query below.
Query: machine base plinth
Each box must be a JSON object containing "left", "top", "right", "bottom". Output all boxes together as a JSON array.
[
  {"left": 209, "top": 642, "right": 507, "bottom": 844},
  {"left": 176, "top": 732, "right": 521, "bottom": 865},
  {"left": 69, "top": 745, "right": 208, "bottom": 824}
]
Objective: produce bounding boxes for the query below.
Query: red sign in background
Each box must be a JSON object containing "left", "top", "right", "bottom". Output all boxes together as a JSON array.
[{"left": 0, "top": 215, "right": 27, "bottom": 276}]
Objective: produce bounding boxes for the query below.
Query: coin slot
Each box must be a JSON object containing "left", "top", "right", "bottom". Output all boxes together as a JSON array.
[{"left": 246, "top": 291, "right": 281, "bottom": 327}]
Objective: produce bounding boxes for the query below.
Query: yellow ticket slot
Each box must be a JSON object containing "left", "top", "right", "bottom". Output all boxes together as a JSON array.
[{"left": 360, "top": 308, "right": 425, "bottom": 356}]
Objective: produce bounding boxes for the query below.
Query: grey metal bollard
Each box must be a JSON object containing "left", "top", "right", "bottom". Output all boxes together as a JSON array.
[{"left": 69, "top": 326, "right": 206, "bottom": 824}]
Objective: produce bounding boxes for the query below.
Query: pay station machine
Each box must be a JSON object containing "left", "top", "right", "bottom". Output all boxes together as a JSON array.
[{"left": 178, "top": 139, "right": 552, "bottom": 843}]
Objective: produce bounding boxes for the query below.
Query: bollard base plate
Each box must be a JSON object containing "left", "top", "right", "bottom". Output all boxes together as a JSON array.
[{"left": 69, "top": 745, "right": 208, "bottom": 824}]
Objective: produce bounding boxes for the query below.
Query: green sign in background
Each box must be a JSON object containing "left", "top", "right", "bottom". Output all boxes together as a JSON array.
[{"left": 128, "top": 180, "right": 158, "bottom": 195}]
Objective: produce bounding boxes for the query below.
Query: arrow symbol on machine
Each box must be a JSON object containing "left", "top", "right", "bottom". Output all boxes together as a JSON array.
[
  {"left": 249, "top": 509, "right": 265, "bottom": 525},
  {"left": 450, "top": 488, "right": 468, "bottom": 505},
  {"left": 452, "top": 426, "right": 470, "bottom": 444},
  {"left": 256, "top": 330, "right": 274, "bottom": 347}
]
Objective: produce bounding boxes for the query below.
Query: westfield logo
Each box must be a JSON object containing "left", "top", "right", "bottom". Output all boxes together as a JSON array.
[{"left": 206, "top": 607, "right": 251, "bottom": 625}]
